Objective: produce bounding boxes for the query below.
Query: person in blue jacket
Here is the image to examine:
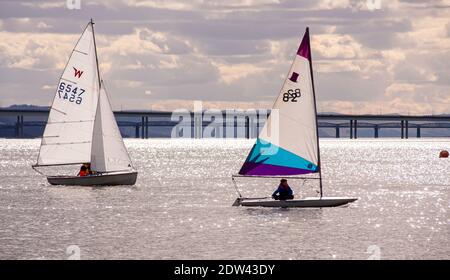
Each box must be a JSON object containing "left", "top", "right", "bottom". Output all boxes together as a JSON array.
[{"left": 272, "top": 179, "right": 294, "bottom": 200}]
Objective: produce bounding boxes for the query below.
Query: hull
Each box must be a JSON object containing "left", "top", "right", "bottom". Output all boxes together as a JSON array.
[
  {"left": 235, "top": 197, "right": 357, "bottom": 208},
  {"left": 47, "top": 171, "right": 138, "bottom": 186}
]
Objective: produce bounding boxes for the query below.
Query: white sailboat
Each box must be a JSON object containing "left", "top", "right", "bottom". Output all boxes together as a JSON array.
[
  {"left": 32, "top": 19, "right": 137, "bottom": 186},
  {"left": 232, "top": 28, "right": 357, "bottom": 207}
]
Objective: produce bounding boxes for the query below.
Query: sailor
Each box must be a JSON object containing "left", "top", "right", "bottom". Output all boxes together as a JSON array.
[
  {"left": 85, "top": 163, "right": 93, "bottom": 175},
  {"left": 272, "top": 179, "right": 294, "bottom": 200},
  {"left": 78, "top": 165, "right": 88, "bottom": 177}
]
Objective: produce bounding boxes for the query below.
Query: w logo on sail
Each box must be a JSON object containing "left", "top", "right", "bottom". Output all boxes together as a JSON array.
[{"left": 73, "top": 67, "right": 84, "bottom": 78}]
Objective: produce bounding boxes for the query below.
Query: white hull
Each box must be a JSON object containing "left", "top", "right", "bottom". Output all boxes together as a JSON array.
[
  {"left": 47, "top": 171, "right": 137, "bottom": 186},
  {"left": 234, "top": 197, "right": 357, "bottom": 208}
]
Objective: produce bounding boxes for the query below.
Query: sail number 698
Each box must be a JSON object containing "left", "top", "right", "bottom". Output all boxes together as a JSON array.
[{"left": 282, "top": 88, "right": 301, "bottom": 102}]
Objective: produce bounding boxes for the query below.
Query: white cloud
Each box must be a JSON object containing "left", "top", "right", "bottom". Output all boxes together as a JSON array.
[
  {"left": 0, "top": 31, "right": 77, "bottom": 70},
  {"left": 41, "top": 85, "right": 54, "bottom": 90},
  {"left": 124, "top": 0, "right": 196, "bottom": 10},
  {"left": 213, "top": 62, "right": 267, "bottom": 84},
  {"left": 317, "top": 0, "right": 351, "bottom": 10},
  {"left": 314, "top": 34, "right": 364, "bottom": 59},
  {"left": 21, "top": 1, "right": 65, "bottom": 9},
  {"left": 37, "top": 22, "right": 52, "bottom": 29},
  {"left": 384, "top": 83, "right": 417, "bottom": 98},
  {"left": 159, "top": 55, "right": 181, "bottom": 69}
]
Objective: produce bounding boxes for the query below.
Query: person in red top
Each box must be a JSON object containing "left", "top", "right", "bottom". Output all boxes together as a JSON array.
[{"left": 78, "top": 165, "right": 88, "bottom": 177}]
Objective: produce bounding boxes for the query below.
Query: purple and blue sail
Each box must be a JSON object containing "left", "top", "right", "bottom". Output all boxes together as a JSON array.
[{"left": 238, "top": 28, "right": 319, "bottom": 177}]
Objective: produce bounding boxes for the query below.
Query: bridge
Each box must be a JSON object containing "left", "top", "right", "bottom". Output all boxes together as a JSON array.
[{"left": 0, "top": 108, "right": 449, "bottom": 139}]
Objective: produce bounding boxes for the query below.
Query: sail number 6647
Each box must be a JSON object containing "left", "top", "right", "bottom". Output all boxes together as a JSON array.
[
  {"left": 282, "top": 88, "right": 301, "bottom": 102},
  {"left": 57, "top": 82, "right": 85, "bottom": 105}
]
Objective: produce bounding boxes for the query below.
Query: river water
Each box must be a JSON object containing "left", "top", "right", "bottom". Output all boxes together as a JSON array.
[{"left": 0, "top": 138, "right": 448, "bottom": 259}]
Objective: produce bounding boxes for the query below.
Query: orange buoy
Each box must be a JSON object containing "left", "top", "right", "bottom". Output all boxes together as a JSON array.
[{"left": 439, "top": 150, "right": 449, "bottom": 158}]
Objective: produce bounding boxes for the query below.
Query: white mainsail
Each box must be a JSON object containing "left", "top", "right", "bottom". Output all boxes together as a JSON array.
[
  {"left": 91, "top": 82, "right": 134, "bottom": 173},
  {"left": 238, "top": 28, "right": 320, "bottom": 176},
  {"left": 36, "top": 22, "right": 99, "bottom": 166}
]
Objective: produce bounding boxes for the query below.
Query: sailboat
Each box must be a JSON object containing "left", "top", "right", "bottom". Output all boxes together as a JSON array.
[
  {"left": 32, "top": 19, "right": 138, "bottom": 186},
  {"left": 232, "top": 28, "right": 357, "bottom": 207}
]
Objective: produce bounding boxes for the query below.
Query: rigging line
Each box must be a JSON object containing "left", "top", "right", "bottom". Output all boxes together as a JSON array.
[
  {"left": 31, "top": 165, "right": 45, "bottom": 175},
  {"left": 47, "top": 120, "right": 94, "bottom": 124},
  {"left": 239, "top": 197, "right": 271, "bottom": 201},
  {"left": 310, "top": 179, "right": 321, "bottom": 194},
  {"left": 73, "top": 49, "right": 88, "bottom": 55},
  {"left": 43, "top": 124, "right": 94, "bottom": 139},
  {"left": 231, "top": 176, "right": 243, "bottom": 198},
  {"left": 60, "top": 77, "right": 78, "bottom": 85},
  {"left": 41, "top": 141, "right": 91, "bottom": 146},
  {"left": 299, "top": 178, "right": 306, "bottom": 196},
  {"left": 93, "top": 169, "right": 136, "bottom": 174},
  {"left": 56, "top": 104, "right": 98, "bottom": 117},
  {"left": 50, "top": 107, "right": 67, "bottom": 115}
]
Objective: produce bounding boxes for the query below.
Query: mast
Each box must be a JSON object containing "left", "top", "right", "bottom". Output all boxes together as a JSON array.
[
  {"left": 90, "top": 18, "right": 104, "bottom": 170},
  {"left": 90, "top": 18, "right": 102, "bottom": 90},
  {"left": 306, "top": 27, "right": 323, "bottom": 198}
]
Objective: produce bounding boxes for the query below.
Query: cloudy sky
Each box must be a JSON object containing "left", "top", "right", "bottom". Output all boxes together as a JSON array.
[{"left": 0, "top": 0, "right": 449, "bottom": 114}]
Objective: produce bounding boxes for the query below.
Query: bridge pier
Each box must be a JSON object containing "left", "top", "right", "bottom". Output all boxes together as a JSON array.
[
  {"left": 234, "top": 116, "right": 237, "bottom": 139},
  {"left": 141, "top": 116, "right": 145, "bottom": 139},
  {"left": 349, "top": 120, "right": 353, "bottom": 139},
  {"left": 405, "top": 120, "right": 409, "bottom": 139},
  {"left": 145, "top": 116, "right": 149, "bottom": 139},
  {"left": 354, "top": 119, "right": 358, "bottom": 139},
  {"left": 245, "top": 116, "right": 250, "bottom": 139},
  {"left": 374, "top": 125, "right": 379, "bottom": 138},
  {"left": 16, "top": 116, "right": 20, "bottom": 138},
  {"left": 16, "top": 115, "right": 24, "bottom": 138},
  {"left": 417, "top": 125, "right": 421, "bottom": 138},
  {"left": 256, "top": 113, "right": 262, "bottom": 135},
  {"left": 335, "top": 125, "right": 340, "bottom": 138},
  {"left": 401, "top": 120, "right": 404, "bottom": 139},
  {"left": 135, "top": 124, "right": 140, "bottom": 138}
]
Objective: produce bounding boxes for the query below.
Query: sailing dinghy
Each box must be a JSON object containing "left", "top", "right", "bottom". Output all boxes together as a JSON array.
[
  {"left": 232, "top": 28, "right": 356, "bottom": 207},
  {"left": 32, "top": 20, "right": 137, "bottom": 186}
]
